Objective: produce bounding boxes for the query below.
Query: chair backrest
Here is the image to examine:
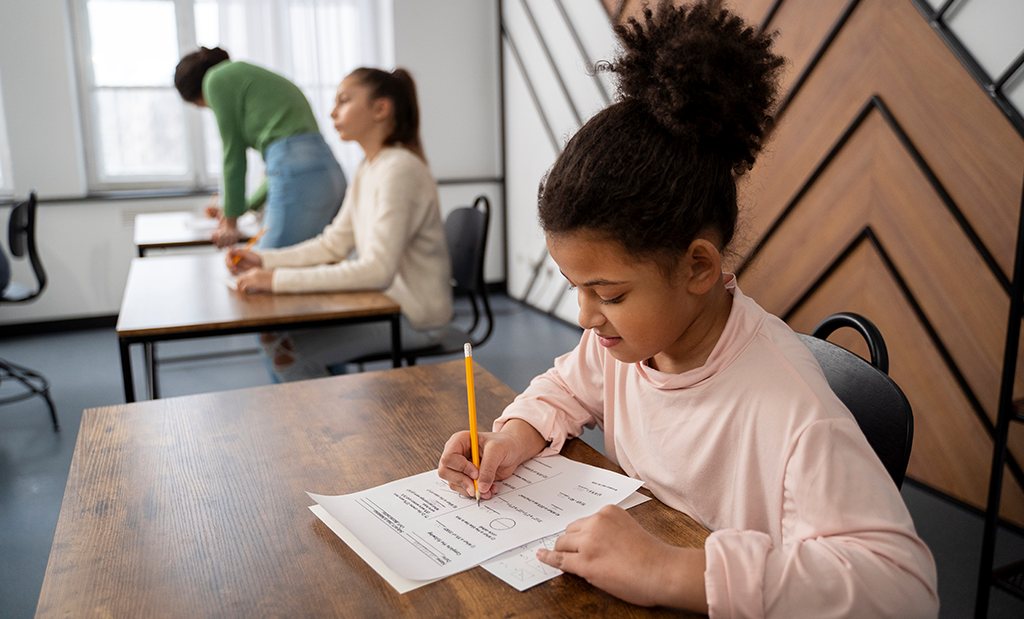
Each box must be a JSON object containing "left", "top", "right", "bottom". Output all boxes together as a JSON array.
[
  {"left": 798, "top": 312, "right": 914, "bottom": 488},
  {"left": 2, "top": 191, "right": 47, "bottom": 302},
  {"left": 444, "top": 195, "right": 493, "bottom": 346}
]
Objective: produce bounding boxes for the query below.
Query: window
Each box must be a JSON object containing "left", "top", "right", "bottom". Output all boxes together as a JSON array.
[{"left": 71, "top": 0, "right": 390, "bottom": 192}]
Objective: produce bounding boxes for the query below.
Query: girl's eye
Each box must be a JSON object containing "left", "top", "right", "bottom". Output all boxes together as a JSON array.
[
  {"left": 599, "top": 294, "right": 625, "bottom": 305},
  {"left": 567, "top": 284, "right": 577, "bottom": 292}
]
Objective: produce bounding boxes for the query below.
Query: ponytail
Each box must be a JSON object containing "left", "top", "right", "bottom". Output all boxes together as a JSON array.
[{"left": 348, "top": 67, "right": 426, "bottom": 161}]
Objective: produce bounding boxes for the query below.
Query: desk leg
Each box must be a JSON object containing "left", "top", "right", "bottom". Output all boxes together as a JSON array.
[
  {"left": 120, "top": 340, "right": 136, "bottom": 403},
  {"left": 144, "top": 342, "right": 160, "bottom": 399},
  {"left": 390, "top": 315, "right": 402, "bottom": 368}
]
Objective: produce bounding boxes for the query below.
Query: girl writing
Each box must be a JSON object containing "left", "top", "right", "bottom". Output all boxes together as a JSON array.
[
  {"left": 227, "top": 68, "right": 452, "bottom": 382},
  {"left": 437, "top": 2, "right": 938, "bottom": 615}
]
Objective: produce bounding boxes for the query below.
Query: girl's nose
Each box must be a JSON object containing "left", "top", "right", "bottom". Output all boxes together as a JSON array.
[{"left": 577, "top": 290, "right": 606, "bottom": 330}]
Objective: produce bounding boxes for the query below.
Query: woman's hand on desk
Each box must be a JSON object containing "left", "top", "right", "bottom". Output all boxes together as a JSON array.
[
  {"left": 204, "top": 194, "right": 220, "bottom": 219},
  {"left": 212, "top": 217, "right": 240, "bottom": 247},
  {"left": 536, "top": 505, "right": 708, "bottom": 612},
  {"left": 226, "top": 249, "right": 262, "bottom": 274},
  {"left": 235, "top": 268, "right": 274, "bottom": 294}
]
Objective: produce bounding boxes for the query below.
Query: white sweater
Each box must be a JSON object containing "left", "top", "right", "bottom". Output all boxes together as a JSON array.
[{"left": 259, "top": 147, "right": 453, "bottom": 330}]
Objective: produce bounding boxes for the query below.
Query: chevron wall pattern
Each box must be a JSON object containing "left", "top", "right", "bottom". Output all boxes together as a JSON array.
[{"left": 502, "top": 0, "right": 1024, "bottom": 525}]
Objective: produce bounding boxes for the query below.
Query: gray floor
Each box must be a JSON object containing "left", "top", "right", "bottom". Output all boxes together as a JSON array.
[{"left": 1, "top": 293, "right": 1023, "bottom": 618}]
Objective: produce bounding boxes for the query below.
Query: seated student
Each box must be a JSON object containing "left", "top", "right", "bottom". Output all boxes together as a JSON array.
[
  {"left": 175, "top": 47, "right": 346, "bottom": 249},
  {"left": 227, "top": 68, "right": 453, "bottom": 382},
  {"left": 437, "top": 2, "right": 939, "bottom": 616}
]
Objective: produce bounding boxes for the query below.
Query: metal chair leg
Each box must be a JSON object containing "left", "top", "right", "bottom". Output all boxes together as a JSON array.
[{"left": 0, "top": 358, "right": 59, "bottom": 432}]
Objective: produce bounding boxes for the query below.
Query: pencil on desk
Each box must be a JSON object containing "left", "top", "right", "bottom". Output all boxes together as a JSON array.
[
  {"left": 464, "top": 343, "right": 481, "bottom": 506},
  {"left": 231, "top": 228, "right": 267, "bottom": 266}
]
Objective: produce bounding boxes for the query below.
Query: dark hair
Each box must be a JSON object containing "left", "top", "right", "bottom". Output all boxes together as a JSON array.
[
  {"left": 348, "top": 67, "right": 426, "bottom": 161},
  {"left": 538, "top": 0, "right": 783, "bottom": 269},
  {"left": 174, "top": 46, "right": 230, "bottom": 103}
]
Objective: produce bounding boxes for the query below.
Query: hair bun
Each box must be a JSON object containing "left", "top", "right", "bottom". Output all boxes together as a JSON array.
[
  {"left": 201, "top": 46, "right": 230, "bottom": 64},
  {"left": 612, "top": 0, "right": 783, "bottom": 173}
]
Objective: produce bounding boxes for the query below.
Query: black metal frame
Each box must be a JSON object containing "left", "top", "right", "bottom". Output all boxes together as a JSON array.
[
  {"left": 118, "top": 313, "right": 402, "bottom": 403},
  {"left": 976, "top": 178, "right": 1024, "bottom": 616},
  {"left": 0, "top": 358, "right": 59, "bottom": 431},
  {"left": 912, "top": 0, "right": 1024, "bottom": 137},
  {"left": 2, "top": 191, "right": 59, "bottom": 432}
]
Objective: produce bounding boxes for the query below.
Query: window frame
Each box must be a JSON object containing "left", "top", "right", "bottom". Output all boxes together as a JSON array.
[{"left": 69, "top": 0, "right": 215, "bottom": 192}]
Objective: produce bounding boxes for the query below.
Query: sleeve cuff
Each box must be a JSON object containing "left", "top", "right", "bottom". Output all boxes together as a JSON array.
[{"left": 704, "top": 529, "right": 772, "bottom": 619}]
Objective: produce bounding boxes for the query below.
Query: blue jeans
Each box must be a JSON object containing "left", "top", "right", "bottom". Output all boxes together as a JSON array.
[{"left": 260, "top": 132, "right": 346, "bottom": 249}]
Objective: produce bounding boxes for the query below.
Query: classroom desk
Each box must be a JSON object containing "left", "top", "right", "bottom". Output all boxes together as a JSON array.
[
  {"left": 115, "top": 252, "right": 402, "bottom": 402},
  {"left": 37, "top": 361, "right": 709, "bottom": 618},
  {"left": 133, "top": 211, "right": 261, "bottom": 257}
]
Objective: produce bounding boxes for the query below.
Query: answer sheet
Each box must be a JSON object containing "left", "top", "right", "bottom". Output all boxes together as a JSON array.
[{"left": 309, "top": 455, "right": 643, "bottom": 581}]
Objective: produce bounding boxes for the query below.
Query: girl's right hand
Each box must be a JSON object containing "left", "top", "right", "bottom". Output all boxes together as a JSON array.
[
  {"left": 437, "top": 420, "right": 547, "bottom": 499},
  {"left": 226, "top": 249, "right": 262, "bottom": 274}
]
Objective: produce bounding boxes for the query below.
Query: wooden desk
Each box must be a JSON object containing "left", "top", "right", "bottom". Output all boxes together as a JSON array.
[
  {"left": 116, "top": 253, "right": 402, "bottom": 402},
  {"left": 38, "top": 362, "right": 708, "bottom": 617},
  {"left": 133, "top": 211, "right": 261, "bottom": 257}
]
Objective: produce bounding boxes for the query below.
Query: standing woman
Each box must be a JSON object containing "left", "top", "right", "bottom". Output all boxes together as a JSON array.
[
  {"left": 174, "top": 47, "right": 346, "bottom": 249},
  {"left": 225, "top": 68, "right": 453, "bottom": 382}
]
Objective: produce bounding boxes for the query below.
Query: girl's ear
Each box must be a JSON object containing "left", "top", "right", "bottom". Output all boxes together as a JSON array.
[
  {"left": 684, "top": 239, "right": 722, "bottom": 295},
  {"left": 372, "top": 96, "right": 393, "bottom": 122}
]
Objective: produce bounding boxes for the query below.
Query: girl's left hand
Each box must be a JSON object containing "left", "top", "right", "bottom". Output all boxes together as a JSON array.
[
  {"left": 236, "top": 268, "right": 274, "bottom": 294},
  {"left": 536, "top": 505, "right": 707, "bottom": 611}
]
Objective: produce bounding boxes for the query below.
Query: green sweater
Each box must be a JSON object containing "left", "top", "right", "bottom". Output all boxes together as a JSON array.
[{"left": 203, "top": 61, "right": 321, "bottom": 218}]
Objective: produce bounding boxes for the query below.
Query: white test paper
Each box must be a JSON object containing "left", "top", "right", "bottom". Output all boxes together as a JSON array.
[
  {"left": 309, "top": 455, "right": 644, "bottom": 581},
  {"left": 309, "top": 491, "right": 650, "bottom": 594},
  {"left": 479, "top": 491, "right": 652, "bottom": 591}
]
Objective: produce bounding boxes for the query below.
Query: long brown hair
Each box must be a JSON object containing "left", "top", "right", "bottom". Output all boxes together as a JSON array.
[{"left": 348, "top": 67, "right": 426, "bottom": 161}]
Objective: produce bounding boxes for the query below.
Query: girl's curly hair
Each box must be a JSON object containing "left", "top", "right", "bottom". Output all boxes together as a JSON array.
[{"left": 538, "top": 0, "right": 784, "bottom": 266}]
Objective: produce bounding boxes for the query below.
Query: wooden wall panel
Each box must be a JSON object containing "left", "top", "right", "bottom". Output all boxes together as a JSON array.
[
  {"left": 761, "top": 0, "right": 848, "bottom": 95},
  {"left": 606, "top": 0, "right": 1024, "bottom": 522},
  {"left": 788, "top": 244, "right": 1024, "bottom": 521}
]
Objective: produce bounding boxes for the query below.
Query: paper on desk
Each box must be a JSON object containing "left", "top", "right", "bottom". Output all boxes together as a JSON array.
[
  {"left": 479, "top": 491, "right": 651, "bottom": 591},
  {"left": 309, "top": 491, "right": 650, "bottom": 594},
  {"left": 308, "top": 455, "right": 643, "bottom": 582},
  {"left": 186, "top": 211, "right": 260, "bottom": 232},
  {"left": 185, "top": 216, "right": 219, "bottom": 232},
  {"left": 309, "top": 505, "right": 442, "bottom": 593}
]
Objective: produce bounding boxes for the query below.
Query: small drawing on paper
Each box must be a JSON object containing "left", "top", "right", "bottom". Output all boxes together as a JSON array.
[{"left": 490, "top": 517, "right": 516, "bottom": 531}]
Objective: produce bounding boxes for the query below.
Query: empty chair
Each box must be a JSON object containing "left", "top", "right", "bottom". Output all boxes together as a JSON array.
[
  {"left": 351, "top": 195, "right": 494, "bottom": 369},
  {"left": 1, "top": 191, "right": 59, "bottom": 431},
  {"left": 798, "top": 312, "right": 912, "bottom": 487}
]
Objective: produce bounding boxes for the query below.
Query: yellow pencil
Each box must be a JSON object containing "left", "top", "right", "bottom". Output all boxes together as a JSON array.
[
  {"left": 464, "top": 343, "right": 481, "bottom": 506},
  {"left": 231, "top": 228, "right": 267, "bottom": 266}
]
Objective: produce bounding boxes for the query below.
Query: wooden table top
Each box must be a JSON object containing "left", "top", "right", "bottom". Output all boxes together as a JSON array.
[
  {"left": 133, "top": 211, "right": 261, "bottom": 249},
  {"left": 115, "top": 253, "right": 400, "bottom": 338},
  {"left": 37, "top": 361, "right": 708, "bottom": 618}
]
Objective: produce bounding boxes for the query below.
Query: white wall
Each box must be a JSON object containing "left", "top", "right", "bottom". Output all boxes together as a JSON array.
[
  {"left": 0, "top": 0, "right": 86, "bottom": 198},
  {"left": 501, "top": 0, "right": 618, "bottom": 324},
  {"left": 393, "top": 0, "right": 504, "bottom": 286},
  {"left": 0, "top": 0, "right": 502, "bottom": 327}
]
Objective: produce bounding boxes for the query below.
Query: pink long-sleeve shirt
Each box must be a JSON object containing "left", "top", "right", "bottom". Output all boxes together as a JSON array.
[{"left": 495, "top": 279, "right": 938, "bottom": 618}]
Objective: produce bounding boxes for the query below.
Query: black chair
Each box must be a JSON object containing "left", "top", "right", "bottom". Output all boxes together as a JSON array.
[
  {"left": 798, "top": 312, "right": 911, "bottom": 488},
  {"left": 1, "top": 191, "right": 59, "bottom": 431},
  {"left": 350, "top": 195, "right": 494, "bottom": 369}
]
